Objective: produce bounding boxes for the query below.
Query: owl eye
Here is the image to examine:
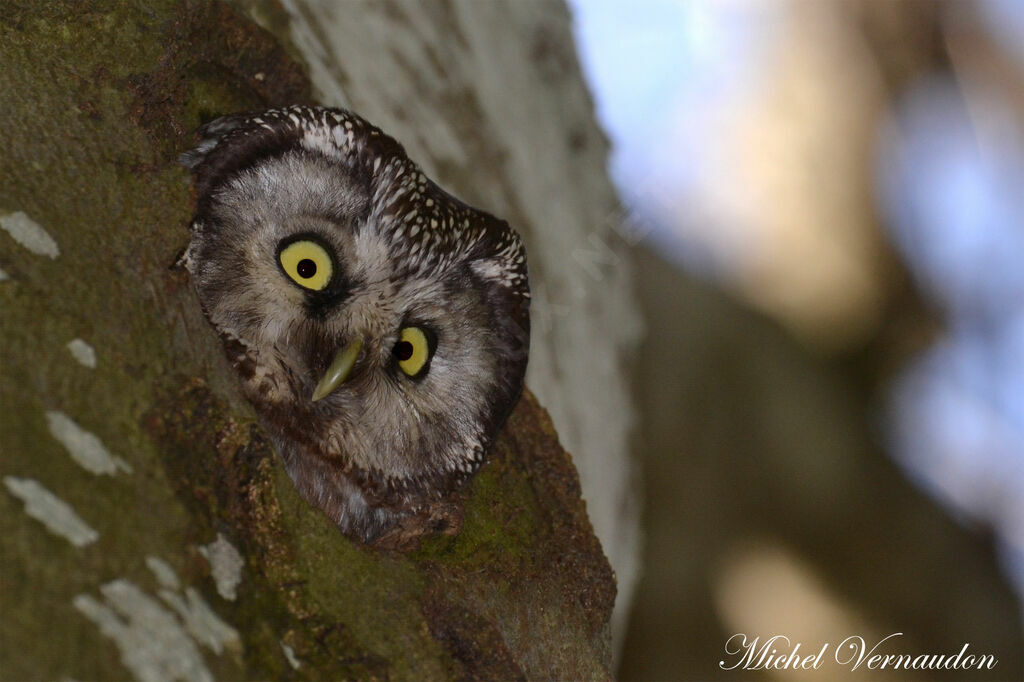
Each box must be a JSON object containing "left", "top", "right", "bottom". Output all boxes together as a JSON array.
[
  {"left": 279, "top": 239, "right": 333, "bottom": 291},
  {"left": 394, "top": 326, "right": 433, "bottom": 378}
]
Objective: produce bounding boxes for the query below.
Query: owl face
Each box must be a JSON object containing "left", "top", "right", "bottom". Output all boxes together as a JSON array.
[{"left": 181, "top": 106, "right": 529, "bottom": 543}]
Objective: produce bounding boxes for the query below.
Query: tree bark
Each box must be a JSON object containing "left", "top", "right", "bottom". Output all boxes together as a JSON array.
[{"left": 0, "top": 2, "right": 617, "bottom": 679}]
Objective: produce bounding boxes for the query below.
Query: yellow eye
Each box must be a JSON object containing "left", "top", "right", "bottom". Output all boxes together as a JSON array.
[
  {"left": 279, "top": 240, "right": 333, "bottom": 291},
  {"left": 394, "top": 326, "right": 433, "bottom": 377}
]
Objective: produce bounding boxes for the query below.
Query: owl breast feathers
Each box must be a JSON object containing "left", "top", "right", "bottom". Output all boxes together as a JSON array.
[{"left": 181, "top": 105, "right": 529, "bottom": 545}]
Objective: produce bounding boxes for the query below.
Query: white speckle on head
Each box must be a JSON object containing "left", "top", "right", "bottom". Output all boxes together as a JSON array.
[
  {"left": 330, "top": 126, "right": 349, "bottom": 149},
  {"left": 4, "top": 476, "right": 98, "bottom": 547},
  {"left": 146, "top": 556, "right": 181, "bottom": 591},
  {"left": 158, "top": 587, "right": 241, "bottom": 656},
  {"left": 300, "top": 128, "right": 335, "bottom": 157},
  {"left": 67, "top": 338, "right": 97, "bottom": 368},
  {"left": 0, "top": 211, "right": 60, "bottom": 258},
  {"left": 470, "top": 259, "right": 508, "bottom": 282},
  {"left": 198, "top": 534, "right": 243, "bottom": 601},
  {"left": 281, "top": 641, "right": 301, "bottom": 670},
  {"left": 46, "top": 411, "right": 132, "bottom": 476},
  {"left": 74, "top": 580, "right": 214, "bottom": 682}
]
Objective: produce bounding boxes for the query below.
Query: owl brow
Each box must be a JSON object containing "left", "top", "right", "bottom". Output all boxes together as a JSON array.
[{"left": 302, "top": 201, "right": 370, "bottom": 227}]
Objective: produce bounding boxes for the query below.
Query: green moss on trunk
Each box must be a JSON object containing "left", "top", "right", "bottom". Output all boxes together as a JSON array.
[{"left": 0, "top": 2, "right": 614, "bottom": 680}]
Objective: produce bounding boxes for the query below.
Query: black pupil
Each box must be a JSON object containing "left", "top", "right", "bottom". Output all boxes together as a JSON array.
[
  {"left": 296, "top": 259, "right": 317, "bottom": 278},
  {"left": 394, "top": 341, "right": 414, "bottom": 361}
]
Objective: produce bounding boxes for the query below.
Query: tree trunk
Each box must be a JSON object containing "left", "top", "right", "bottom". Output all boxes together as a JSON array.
[{"left": 0, "top": 1, "right": 621, "bottom": 679}]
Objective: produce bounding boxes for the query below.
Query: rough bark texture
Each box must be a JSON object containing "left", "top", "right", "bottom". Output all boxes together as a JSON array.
[
  {"left": 275, "top": 0, "right": 643, "bottom": 643},
  {"left": 0, "top": 2, "right": 616, "bottom": 679}
]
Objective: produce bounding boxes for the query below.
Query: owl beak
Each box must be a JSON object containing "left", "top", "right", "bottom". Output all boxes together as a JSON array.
[{"left": 311, "top": 337, "right": 363, "bottom": 402}]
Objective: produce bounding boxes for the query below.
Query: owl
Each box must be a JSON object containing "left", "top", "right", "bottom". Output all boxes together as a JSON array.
[{"left": 180, "top": 105, "right": 530, "bottom": 546}]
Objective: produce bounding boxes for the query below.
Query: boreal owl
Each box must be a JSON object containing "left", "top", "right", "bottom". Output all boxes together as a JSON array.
[{"left": 180, "top": 105, "right": 529, "bottom": 546}]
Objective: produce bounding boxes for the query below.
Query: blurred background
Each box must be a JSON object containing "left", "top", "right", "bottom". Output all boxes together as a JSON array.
[{"left": 567, "top": 0, "right": 1024, "bottom": 679}]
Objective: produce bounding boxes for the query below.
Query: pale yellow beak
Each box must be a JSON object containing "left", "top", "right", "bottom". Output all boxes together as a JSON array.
[{"left": 311, "top": 338, "right": 363, "bottom": 402}]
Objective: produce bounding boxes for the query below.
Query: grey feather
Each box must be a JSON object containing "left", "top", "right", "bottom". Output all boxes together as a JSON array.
[{"left": 182, "top": 105, "right": 529, "bottom": 545}]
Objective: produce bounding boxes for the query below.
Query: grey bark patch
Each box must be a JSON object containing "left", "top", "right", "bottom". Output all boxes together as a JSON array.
[
  {"left": 146, "top": 556, "right": 181, "bottom": 591},
  {"left": 3, "top": 476, "right": 99, "bottom": 547},
  {"left": 67, "top": 339, "right": 98, "bottom": 368},
  {"left": 198, "top": 534, "right": 244, "bottom": 601},
  {"left": 0, "top": 211, "right": 60, "bottom": 258},
  {"left": 46, "top": 411, "right": 133, "bottom": 475},
  {"left": 281, "top": 641, "right": 301, "bottom": 670},
  {"left": 73, "top": 580, "right": 214, "bottom": 682},
  {"left": 0, "top": 266, "right": 9, "bottom": 281},
  {"left": 159, "top": 587, "right": 241, "bottom": 656}
]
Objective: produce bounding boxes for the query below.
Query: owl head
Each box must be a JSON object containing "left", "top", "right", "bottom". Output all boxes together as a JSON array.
[{"left": 181, "top": 105, "right": 529, "bottom": 543}]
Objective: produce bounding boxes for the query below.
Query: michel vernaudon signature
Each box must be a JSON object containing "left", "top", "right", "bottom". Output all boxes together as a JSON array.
[{"left": 719, "top": 633, "right": 998, "bottom": 672}]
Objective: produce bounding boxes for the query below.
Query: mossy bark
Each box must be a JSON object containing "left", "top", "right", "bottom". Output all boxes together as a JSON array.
[{"left": 0, "top": 2, "right": 614, "bottom": 679}]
